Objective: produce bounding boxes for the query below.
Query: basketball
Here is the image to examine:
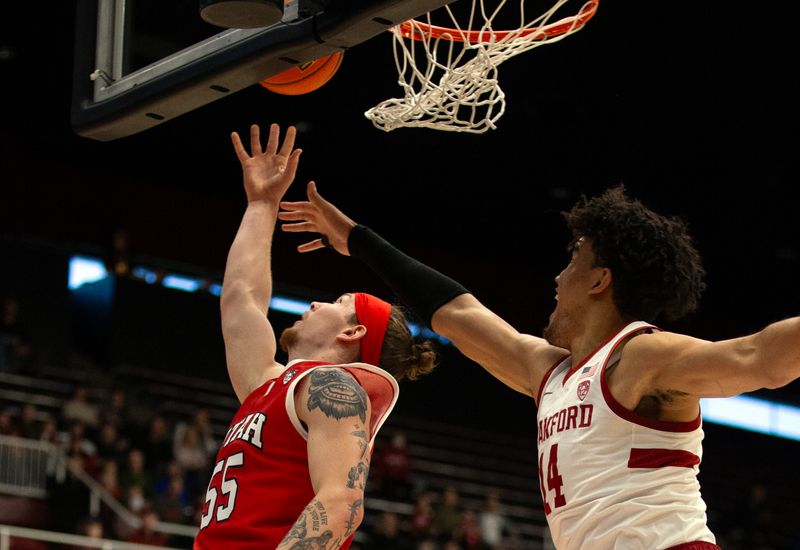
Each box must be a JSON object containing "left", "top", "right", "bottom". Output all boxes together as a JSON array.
[{"left": 259, "top": 51, "right": 344, "bottom": 96}]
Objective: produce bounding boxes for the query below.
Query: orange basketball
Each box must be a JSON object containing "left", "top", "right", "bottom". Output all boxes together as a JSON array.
[{"left": 259, "top": 51, "right": 344, "bottom": 96}]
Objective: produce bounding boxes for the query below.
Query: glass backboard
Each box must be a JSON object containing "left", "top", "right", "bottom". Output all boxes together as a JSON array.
[{"left": 71, "top": 0, "right": 454, "bottom": 141}]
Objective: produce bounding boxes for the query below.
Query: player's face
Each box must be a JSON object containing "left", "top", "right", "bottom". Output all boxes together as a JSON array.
[
  {"left": 279, "top": 294, "right": 357, "bottom": 352},
  {"left": 543, "top": 238, "right": 598, "bottom": 348}
]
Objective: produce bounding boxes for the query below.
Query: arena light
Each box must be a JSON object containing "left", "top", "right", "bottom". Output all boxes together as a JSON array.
[
  {"left": 131, "top": 266, "right": 159, "bottom": 284},
  {"left": 68, "top": 256, "right": 109, "bottom": 290},
  {"left": 269, "top": 296, "right": 312, "bottom": 315},
  {"left": 162, "top": 274, "right": 202, "bottom": 292},
  {"left": 701, "top": 396, "right": 800, "bottom": 441}
]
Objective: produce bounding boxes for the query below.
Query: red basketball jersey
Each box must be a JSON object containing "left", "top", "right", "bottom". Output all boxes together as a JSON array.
[{"left": 193, "top": 359, "right": 398, "bottom": 549}]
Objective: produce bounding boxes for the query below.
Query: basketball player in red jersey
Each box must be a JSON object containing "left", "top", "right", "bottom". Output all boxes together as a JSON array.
[
  {"left": 278, "top": 182, "right": 800, "bottom": 549},
  {"left": 193, "top": 123, "right": 436, "bottom": 550}
]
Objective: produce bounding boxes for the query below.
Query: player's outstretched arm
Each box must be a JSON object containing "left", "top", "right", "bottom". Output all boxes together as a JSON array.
[
  {"left": 277, "top": 368, "right": 372, "bottom": 549},
  {"left": 221, "top": 123, "right": 302, "bottom": 402},
  {"left": 625, "top": 316, "right": 800, "bottom": 399},
  {"left": 279, "top": 183, "right": 568, "bottom": 398}
]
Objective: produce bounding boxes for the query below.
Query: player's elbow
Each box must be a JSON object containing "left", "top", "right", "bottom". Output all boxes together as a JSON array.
[
  {"left": 317, "top": 489, "right": 365, "bottom": 533},
  {"left": 220, "top": 280, "right": 250, "bottom": 309},
  {"left": 762, "top": 367, "right": 795, "bottom": 390},
  {"left": 220, "top": 282, "right": 265, "bottom": 319}
]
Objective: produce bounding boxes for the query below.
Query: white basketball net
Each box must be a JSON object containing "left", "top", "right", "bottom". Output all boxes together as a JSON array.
[{"left": 364, "top": 0, "right": 599, "bottom": 133}]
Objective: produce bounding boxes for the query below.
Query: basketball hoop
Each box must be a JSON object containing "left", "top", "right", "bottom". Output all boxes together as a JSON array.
[{"left": 364, "top": 0, "right": 599, "bottom": 133}]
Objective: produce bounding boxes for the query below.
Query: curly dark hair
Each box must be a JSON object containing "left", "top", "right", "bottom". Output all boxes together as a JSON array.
[{"left": 563, "top": 185, "right": 706, "bottom": 323}]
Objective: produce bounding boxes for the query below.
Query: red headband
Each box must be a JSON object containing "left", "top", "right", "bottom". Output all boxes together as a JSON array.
[{"left": 354, "top": 292, "right": 392, "bottom": 367}]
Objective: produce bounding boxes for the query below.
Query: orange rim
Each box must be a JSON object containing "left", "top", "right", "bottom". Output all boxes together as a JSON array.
[{"left": 397, "top": 0, "right": 598, "bottom": 43}]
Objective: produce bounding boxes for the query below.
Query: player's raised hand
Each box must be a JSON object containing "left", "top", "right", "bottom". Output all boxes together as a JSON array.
[
  {"left": 230, "top": 123, "right": 301, "bottom": 205},
  {"left": 278, "top": 181, "right": 356, "bottom": 255}
]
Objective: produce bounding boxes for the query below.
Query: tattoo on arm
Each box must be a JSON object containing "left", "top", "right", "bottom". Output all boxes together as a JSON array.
[
  {"left": 287, "top": 531, "right": 334, "bottom": 549},
  {"left": 282, "top": 500, "right": 334, "bottom": 549},
  {"left": 346, "top": 462, "right": 369, "bottom": 490},
  {"left": 307, "top": 369, "right": 368, "bottom": 423},
  {"left": 344, "top": 498, "right": 364, "bottom": 537},
  {"left": 351, "top": 426, "right": 369, "bottom": 458},
  {"left": 286, "top": 515, "right": 307, "bottom": 541},
  {"left": 346, "top": 425, "right": 371, "bottom": 490}
]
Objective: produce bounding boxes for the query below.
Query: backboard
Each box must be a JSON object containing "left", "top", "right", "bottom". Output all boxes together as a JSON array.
[{"left": 70, "top": 0, "right": 454, "bottom": 142}]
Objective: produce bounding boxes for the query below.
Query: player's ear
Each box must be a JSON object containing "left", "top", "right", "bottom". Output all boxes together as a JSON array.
[
  {"left": 337, "top": 324, "right": 366, "bottom": 344},
  {"left": 588, "top": 267, "right": 612, "bottom": 295}
]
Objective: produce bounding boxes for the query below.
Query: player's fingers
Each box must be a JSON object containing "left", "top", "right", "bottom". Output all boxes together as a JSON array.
[
  {"left": 277, "top": 210, "right": 312, "bottom": 221},
  {"left": 231, "top": 132, "right": 248, "bottom": 162},
  {"left": 298, "top": 239, "right": 325, "bottom": 253},
  {"left": 278, "top": 126, "right": 297, "bottom": 159},
  {"left": 282, "top": 148, "right": 301, "bottom": 180},
  {"left": 307, "top": 181, "right": 325, "bottom": 202},
  {"left": 279, "top": 200, "right": 313, "bottom": 209},
  {"left": 281, "top": 221, "right": 316, "bottom": 233},
  {"left": 250, "top": 124, "right": 263, "bottom": 156},
  {"left": 264, "top": 123, "right": 279, "bottom": 156},
  {"left": 307, "top": 181, "right": 334, "bottom": 207}
]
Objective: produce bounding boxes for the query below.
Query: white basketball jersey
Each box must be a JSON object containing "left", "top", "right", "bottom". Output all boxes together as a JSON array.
[{"left": 536, "top": 321, "right": 716, "bottom": 550}]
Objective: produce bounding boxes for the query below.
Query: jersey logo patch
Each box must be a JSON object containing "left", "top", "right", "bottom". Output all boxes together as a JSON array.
[
  {"left": 283, "top": 368, "right": 298, "bottom": 384},
  {"left": 577, "top": 380, "right": 591, "bottom": 401}
]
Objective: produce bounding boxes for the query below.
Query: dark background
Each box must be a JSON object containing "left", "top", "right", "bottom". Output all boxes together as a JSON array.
[{"left": 1, "top": 0, "right": 798, "bottom": 428}]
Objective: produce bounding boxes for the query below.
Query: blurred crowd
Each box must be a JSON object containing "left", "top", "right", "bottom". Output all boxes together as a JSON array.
[
  {"left": 1, "top": 383, "right": 215, "bottom": 547},
  {"left": 2, "top": 292, "right": 799, "bottom": 550}
]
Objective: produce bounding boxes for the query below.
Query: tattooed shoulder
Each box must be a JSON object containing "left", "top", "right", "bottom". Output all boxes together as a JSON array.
[{"left": 307, "top": 368, "right": 368, "bottom": 423}]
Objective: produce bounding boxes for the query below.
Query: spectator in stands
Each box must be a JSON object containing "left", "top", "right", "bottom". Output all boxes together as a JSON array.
[
  {"left": 70, "top": 516, "right": 104, "bottom": 550},
  {"left": 433, "top": 486, "right": 464, "bottom": 544},
  {"left": 58, "top": 420, "right": 97, "bottom": 461},
  {"left": 38, "top": 415, "right": 60, "bottom": 445},
  {"left": 173, "top": 423, "right": 211, "bottom": 502},
  {"left": 95, "top": 421, "right": 129, "bottom": 467},
  {"left": 64, "top": 432, "right": 99, "bottom": 477},
  {"left": 478, "top": 490, "right": 513, "bottom": 549},
  {"left": 0, "top": 296, "right": 34, "bottom": 373},
  {"left": 47, "top": 441, "right": 93, "bottom": 533},
  {"left": 365, "top": 510, "right": 413, "bottom": 550},
  {"left": 61, "top": 385, "right": 100, "bottom": 432},
  {"left": 154, "top": 473, "right": 191, "bottom": 525},
  {"left": 174, "top": 407, "right": 218, "bottom": 458},
  {"left": 736, "top": 482, "right": 785, "bottom": 549},
  {"left": 154, "top": 458, "right": 185, "bottom": 496},
  {"left": 0, "top": 406, "right": 20, "bottom": 436},
  {"left": 137, "top": 413, "right": 174, "bottom": 478},
  {"left": 372, "top": 429, "right": 414, "bottom": 501},
  {"left": 98, "top": 458, "right": 123, "bottom": 501},
  {"left": 119, "top": 448, "right": 154, "bottom": 503},
  {"left": 454, "top": 509, "right": 485, "bottom": 550},
  {"left": 125, "top": 506, "right": 169, "bottom": 546},
  {"left": 98, "top": 387, "right": 134, "bottom": 438},
  {"left": 410, "top": 491, "right": 436, "bottom": 542},
  {"left": 16, "top": 402, "right": 41, "bottom": 439},
  {"left": 96, "top": 459, "right": 123, "bottom": 538}
]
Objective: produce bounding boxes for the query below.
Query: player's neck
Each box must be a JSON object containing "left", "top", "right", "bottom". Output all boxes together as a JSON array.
[
  {"left": 569, "top": 309, "right": 630, "bottom": 366},
  {"left": 287, "top": 344, "right": 353, "bottom": 367}
]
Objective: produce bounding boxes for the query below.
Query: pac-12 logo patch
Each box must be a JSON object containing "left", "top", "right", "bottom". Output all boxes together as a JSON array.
[
  {"left": 283, "top": 369, "right": 298, "bottom": 384},
  {"left": 577, "top": 380, "right": 591, "bottom": 401}
]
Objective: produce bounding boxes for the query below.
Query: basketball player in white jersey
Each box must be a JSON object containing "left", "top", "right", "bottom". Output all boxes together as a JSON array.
[{"left": 278, "top": 181, "right": 800, "bottom": 550}]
